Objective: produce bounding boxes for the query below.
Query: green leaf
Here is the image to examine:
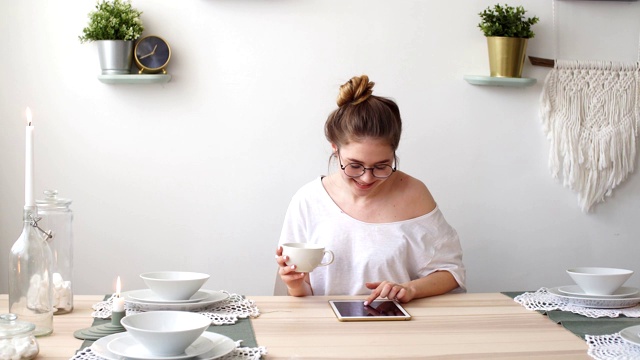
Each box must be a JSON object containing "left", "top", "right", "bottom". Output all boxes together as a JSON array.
[
  {"left": 79, "top": 0, "right": 144, "bottom": 43},
  {"left": 477, "top": 3, "right": 539, "bottom": 38}
]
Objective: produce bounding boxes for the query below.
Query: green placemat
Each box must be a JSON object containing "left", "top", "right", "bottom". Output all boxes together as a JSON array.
[
  {"left": 502, "top": 291, "right": 640, "bottom": 339},
  {"left": 78, "top": 296, "right": 258, "bottom": 351}
]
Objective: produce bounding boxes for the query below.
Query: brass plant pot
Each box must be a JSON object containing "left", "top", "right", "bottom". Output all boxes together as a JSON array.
[{"left": 486, "top": 37, "right": 528, "bottom": 78}]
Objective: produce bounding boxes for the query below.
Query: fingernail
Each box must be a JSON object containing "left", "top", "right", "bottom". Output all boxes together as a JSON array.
[
  {"left": 274, "top": 255, "right": 278, "bottom": 259},
  {"left": 290, "top": 265, "right": 295, "bottom": 270},
  {"left": 363, "top": 301, "right": 368, "bottom": 306}
]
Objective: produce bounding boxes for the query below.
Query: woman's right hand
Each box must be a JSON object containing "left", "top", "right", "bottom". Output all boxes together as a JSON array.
[{"left": 275, "top": 246, "right": 311, "bottom": 296}]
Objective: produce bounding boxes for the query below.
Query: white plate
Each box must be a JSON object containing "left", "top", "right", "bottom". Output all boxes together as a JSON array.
[
  {"left": 620, "top": 325, "right": 640, "bottom": 346},
  {"left": 558, "top": 285, "right": 639, "bottom": 299},
  {"left": 548, "top": 287, "right": 640, "bottom": 308},
  {"left": 107, "top": 334, "right": 215, "bottom": 360},
  {"left": 92, "top": 332, "right": 236, "bottom": 360},
  {"left": 126, "top": 289, "right": 211, "bottom": 304},
  {"left": 123, "top": 289, "right": 229, "bottom": 311}
]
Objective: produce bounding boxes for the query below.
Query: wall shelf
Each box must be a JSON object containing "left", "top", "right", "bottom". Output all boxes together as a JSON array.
[
  {"left": 97, "top": 74, "right": 171, "bottom": 84},
  {"left": 463, "top": 75, "right": 537, "bottom": 87}
]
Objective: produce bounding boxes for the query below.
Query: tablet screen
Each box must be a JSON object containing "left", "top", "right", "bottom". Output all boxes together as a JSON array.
[{"left": 328, "top": 300, "right": 411, "bottom": 321}]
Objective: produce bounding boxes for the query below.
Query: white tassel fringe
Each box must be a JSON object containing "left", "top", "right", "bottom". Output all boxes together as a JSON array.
[{"left": 540, "top": 59, "right": 639, "bottom": 212}]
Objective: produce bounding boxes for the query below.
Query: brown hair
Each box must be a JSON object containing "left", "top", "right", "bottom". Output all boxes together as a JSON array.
[{"left": 324, "top": 75, "right": 402, "bottom": 151}]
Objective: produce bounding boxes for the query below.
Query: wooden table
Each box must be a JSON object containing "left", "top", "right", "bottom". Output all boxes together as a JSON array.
[{"left": 0, "top": 293, "right": 590, "bottom": 359}]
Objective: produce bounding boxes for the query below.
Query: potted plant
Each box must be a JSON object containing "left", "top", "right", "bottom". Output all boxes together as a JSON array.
[
  {"left": 79, "top": 0, "right": 144, "bottom": 75},
  {"left": 478, "top": 4, "right": 539, "bottom": 78}
]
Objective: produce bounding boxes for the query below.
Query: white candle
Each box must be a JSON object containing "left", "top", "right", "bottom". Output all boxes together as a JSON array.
[
  {"left": 25, "top": 107, "right": 34, "bottom": 207},
  {"left": 113, "top": 276, "right": 125, "bottom": 312}
]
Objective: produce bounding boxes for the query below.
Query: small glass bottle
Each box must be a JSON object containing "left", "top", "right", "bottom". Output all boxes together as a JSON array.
[
  {"left": 8, "top": 207, "right": 54, "bottom": 337},
  {"left": 36, "top": 190, "right": 73, "bottom": 314}
]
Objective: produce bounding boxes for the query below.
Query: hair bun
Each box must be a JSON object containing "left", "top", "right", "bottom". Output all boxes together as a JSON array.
[{"left": 336, "top": 75, "right": 375, "bottom": 107}]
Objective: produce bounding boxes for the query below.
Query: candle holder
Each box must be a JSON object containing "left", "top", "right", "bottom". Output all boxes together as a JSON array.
[{"left": 73, "top": 310, "right": 126, "bottom": 340}]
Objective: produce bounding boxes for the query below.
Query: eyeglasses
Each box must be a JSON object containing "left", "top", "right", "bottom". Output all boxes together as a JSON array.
[{"left": 338, "top": 153, "right": 397, "bottom": 179}]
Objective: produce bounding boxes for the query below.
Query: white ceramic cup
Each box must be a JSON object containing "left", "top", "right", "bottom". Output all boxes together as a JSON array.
[{"left": 281, "top": 243, "right": 334, "bottom": 273}]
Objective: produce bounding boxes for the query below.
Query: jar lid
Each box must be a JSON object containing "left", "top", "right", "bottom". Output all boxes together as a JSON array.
[
  {"left": 0, "top": 314, "right": 35, "bottom": 338},
  {"left": 36, "top": 190, "right": 72, "bottom": 208}
]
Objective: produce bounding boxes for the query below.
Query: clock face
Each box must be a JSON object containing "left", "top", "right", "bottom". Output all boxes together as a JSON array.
[{"left": 135, "top": 36, "right": 170, "bottom": 71}]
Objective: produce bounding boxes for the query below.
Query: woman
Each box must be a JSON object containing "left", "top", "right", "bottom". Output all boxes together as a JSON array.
[{"left": 275, "top": 75, "right": 465, "bottom": 304}]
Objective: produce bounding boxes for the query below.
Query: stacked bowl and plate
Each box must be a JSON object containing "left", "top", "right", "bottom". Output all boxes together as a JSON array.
[
  {"left": 550, "top": 267, "right": 640, "bottom": 347},
  {"left": 549, "top": 267, "right": 637, "bottom": 308},
  {"left": 90, "top": 271, "right": 236, "bottom": 360}
]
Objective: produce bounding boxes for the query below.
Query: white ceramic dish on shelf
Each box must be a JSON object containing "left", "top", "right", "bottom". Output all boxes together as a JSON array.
[
  {"left": 557, "top": 285, "right": 639, "bottom": 299},
  {"left": 122, "top": 289, "right": 229, "bottom": 311},
  {"left": 92, "top": 332, "right": 236, "bottom": 360},
  {"left": 548, "top": 287, "right": 640, "bottom": 308}
]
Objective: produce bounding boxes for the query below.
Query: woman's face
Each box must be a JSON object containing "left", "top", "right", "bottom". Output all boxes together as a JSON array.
[{"left": 333, "top": 138, "right": 395, "bottom": 196}]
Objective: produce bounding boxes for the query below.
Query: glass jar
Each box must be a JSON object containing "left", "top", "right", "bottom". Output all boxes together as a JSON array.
[
  {"left": 36, "top": 190, "right": 73, "bottom": 314},
  {"left": 8, "top": 207, "right": 54, "bottom": 337},
  {"left": 0, "top": 314, "right": 39, "bottom": 360}
]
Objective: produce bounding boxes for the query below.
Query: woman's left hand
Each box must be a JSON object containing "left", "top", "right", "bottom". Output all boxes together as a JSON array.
[{"left": 364, "top": 281, "right": 415, "bottom": 305}]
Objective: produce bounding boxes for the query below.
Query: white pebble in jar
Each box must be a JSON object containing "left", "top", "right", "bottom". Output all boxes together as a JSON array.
[{"left": 52, "top": 273, "right": 73, "bottom": 313}]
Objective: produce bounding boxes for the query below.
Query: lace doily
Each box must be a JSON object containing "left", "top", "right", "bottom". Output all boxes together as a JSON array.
[
  {"left": 92, "top": 291, "right": 260, "bottom": 325},
  {"left": 514, "top": 288, "right": 640, "bottom": 318},
  {"left": 586, "top": 333, "right": 640, "bottom": 360},
  {"left": 72, "top": 340, "right": 267, "bottom": 360}
]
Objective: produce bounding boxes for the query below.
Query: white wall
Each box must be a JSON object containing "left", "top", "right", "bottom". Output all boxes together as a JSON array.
[{"left": 1, "top": 0, "right": 640, "bottom": 296}]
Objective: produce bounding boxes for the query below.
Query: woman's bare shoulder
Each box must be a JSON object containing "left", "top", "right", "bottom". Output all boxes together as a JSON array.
[{"left": 393, "top": 172, "right": 436, "bottom": 215}]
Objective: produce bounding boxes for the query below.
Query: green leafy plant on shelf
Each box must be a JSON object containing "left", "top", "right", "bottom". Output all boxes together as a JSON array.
[
  {"left": 79, "top": 0, "right": 144, "bottom": 43},
  {"left": 478, "top": 4, "right": 539, "bottom": 39}
]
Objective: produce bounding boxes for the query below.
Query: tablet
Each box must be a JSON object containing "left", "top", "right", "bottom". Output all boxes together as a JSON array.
[{"left": 328, "top": 300, "right": 411, "bottom": 321}]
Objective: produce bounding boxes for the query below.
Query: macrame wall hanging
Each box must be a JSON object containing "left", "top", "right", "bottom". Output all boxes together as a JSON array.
[{"left": 539, "top": 0, "right": 640, "bottom": 212}]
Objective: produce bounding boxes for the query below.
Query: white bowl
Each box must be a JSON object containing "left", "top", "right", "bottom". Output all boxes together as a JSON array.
[
  {"left": 140, "top": 271, "right": 210, "bottom": 301},
  {"left": 566, "top": 267, "right": 634, "bottom": 296},
  {"left": 120, "top": 311, "right": 210, "bottom": 356}
]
